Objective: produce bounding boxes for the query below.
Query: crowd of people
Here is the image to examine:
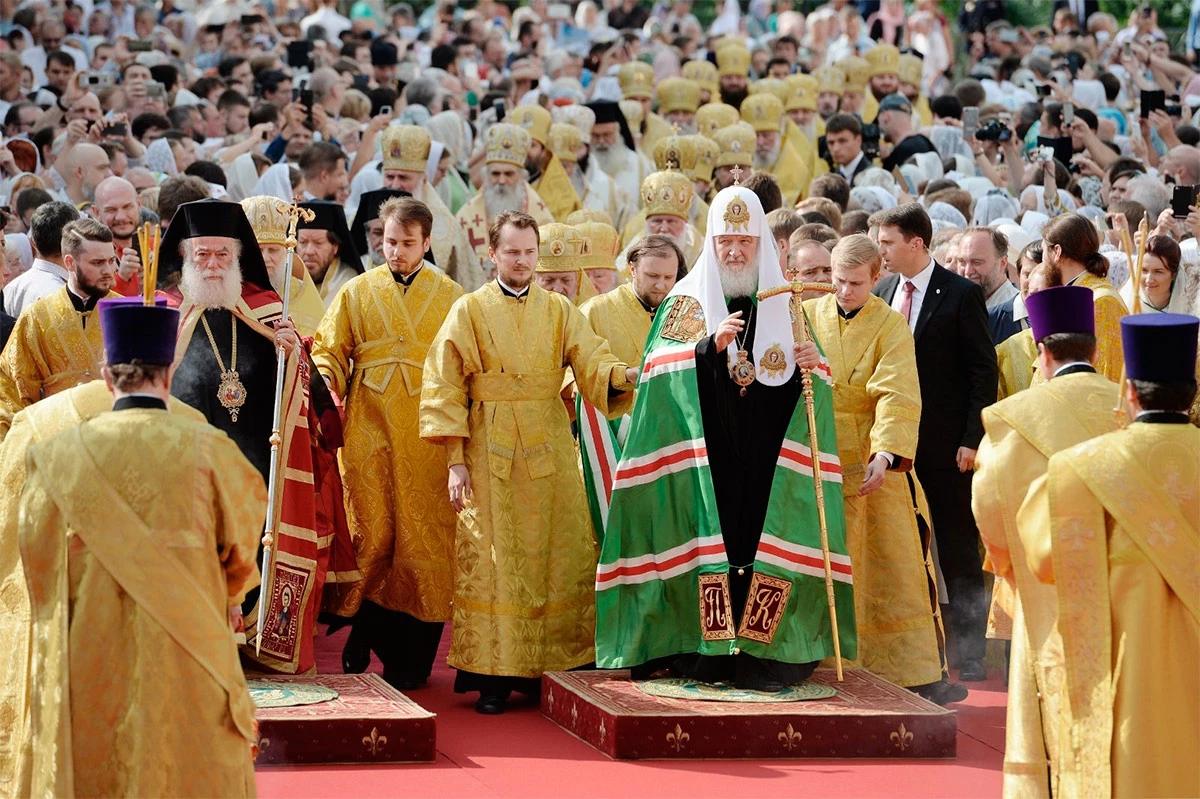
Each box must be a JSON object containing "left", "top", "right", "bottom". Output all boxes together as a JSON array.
[{"left": 0, "top": 0, "right": 1197, "bottom": 797}]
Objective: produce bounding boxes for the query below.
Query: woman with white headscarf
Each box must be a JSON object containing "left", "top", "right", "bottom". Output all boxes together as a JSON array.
[
  {"left": 424, "top": 111, "right": 474, "bottom": 215},
  {"left": 972, "top": 191, "right": 1021, "bottom": 226},
  {"left": 854, "top": 167, "right": 899, "bottom": 196},
  {"left": 145, "top": 138, "right": 178, "bottom": 177},
  {"left": 225, "top": 152, "right": 261, "bottom": 202},
  {"left": 927, "top": 201, "right": 968, "bottom": 230},
  {"left": 5, "top": 233, "right": 33, "bottom": 277},
  {"left": 850, "top": 186, "right": 897, "bottom": 215},
  {"left": 252, "top": 163, "right": 294, "bottom": 202}
]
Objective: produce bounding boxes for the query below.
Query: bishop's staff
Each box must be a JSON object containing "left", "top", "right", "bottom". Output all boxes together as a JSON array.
[
  {"left": 756, "top": 279, "right": 845, "bottom": 681},
  {"left": 256, "top": 201, "right": 316, "bottom": 654},
  {"left": 1112, "top": 217, "right": 1149, "bottom": 424},
  {"left": 137, "top": 221, "right": 160, "bottom": 306}
]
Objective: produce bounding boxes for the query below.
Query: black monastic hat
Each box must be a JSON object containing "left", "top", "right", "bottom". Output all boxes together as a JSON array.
[
  {"left": 299, "top": 200, "right": 364, "bottom": 274},
  {"left": 157, "top": 199, "right": 272, "bottom": 291}
]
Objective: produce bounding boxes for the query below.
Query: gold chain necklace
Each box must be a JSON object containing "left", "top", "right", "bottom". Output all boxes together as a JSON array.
[
  {"left": 729, "top": 305, "right": 756, "bottom": 396},
  {"left": 200, "top": 313, "right": 247, "bottom": 422}
]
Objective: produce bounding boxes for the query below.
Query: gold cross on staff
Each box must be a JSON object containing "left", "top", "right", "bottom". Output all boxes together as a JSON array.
[
  {"left": 757, "top": 281, "right": 836, "bottom": 300},
  {"left": 730, "top": 164, "right": 744, "bottom": 185}
]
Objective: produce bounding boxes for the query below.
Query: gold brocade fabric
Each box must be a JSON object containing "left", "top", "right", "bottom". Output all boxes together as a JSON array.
[
  {"left": 996, "top": 328, "right": 1039, "bottom": 401},
  {"left": 312, "top": 267, "right": 463, "bottom": 621},
  {"left": 286, "top": 270, "right": 327, "bottom": 338},
  {"left": 0, "top": 288, "right": 117, "bottom": 440},
  {"left": 418, "top": 182, "right": 486, "bottom": 292},
  {"left": 581, "top": 283, "right": 653, "bottom": 369},
  {"left": 805, "top": 294, "right": 941, "bottom": 687},
  {"left": 313, "top": 260, "right": 360, "bottom": 307},
  {"left": 772, "top": 139, "right": 811, "bottom": 205},
  {"left": 456, "top": 187, "right": 555, "bottom": 272},
  {"left": 0, "top": 384, "right": 203, "bottom": 798},
  {"left": 1018, "top": 423, "right": 1199, "bottom": 799},
  {"left": 17, "top": 409, "right": 265, "bottom": 799},
  {"left": 1075, "top": 272, "right": 1128, "bottom": 384},
  {"left": 420, "top": 283, "right": 633, "bottom": 677},
  {"left": 532, "top": 154, "right": 583, "bottom": 223},
  {"left": 974, "top": 371, "right": 1119, "bottom": 798}
]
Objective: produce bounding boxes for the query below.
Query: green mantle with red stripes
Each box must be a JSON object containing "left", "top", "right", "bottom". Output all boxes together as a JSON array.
[{"left": 594, "top": 295, "right": 857, "bottom": 668}]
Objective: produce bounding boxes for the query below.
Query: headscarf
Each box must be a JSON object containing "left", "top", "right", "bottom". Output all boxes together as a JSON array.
[
  {"left": 957, "top": 176, "right": 996, "bottom": 201},
  {"left": 225, "top": 152, "right": 260, "bottom": 202},
  {"left": 996, "top": 223, "right": 1033, "bottom": 263},
  {"left": 424, "top": 110, "right": 466, "bottom": 165},
  {"left": 1020, "top": 210, "right": 1049, "bottom": 237},
  {"left": 927, "top": 201, "right": 967, "bottom": 229},
  {"left": 4, "top": 233, "right": 33, "bottom": 275},
  {"left": 911, "top": 151, "right": 944, "bottom": 185},
  {"left": 854, "top": 167, "right": 898, "bottom": 196},
  {"left": 426, "top": 141, "right": 445, "bottom": 184},
  {"left": 346, "top": 163, "right": 384, "bottom": 221},
  {"left": 252, "top": 163, "right": 293, "bottom": 202},
  {"left": 397, "top": 105, "right": 431, "bottom": 126},
  {"left": 666, "top": 185, "right": 797, "bottom": 386},
  {"left": 145, "top": 138, "right": 178, "bottom": 176},
  {"left": 850, "top": 186, "right": 897, "bottom": 214},
  {"left": 972, "top": 192, "right": 1020, "bottom": 226}
]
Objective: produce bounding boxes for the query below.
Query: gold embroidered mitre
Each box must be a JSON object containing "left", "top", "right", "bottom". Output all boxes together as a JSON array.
[
  {"left": 813, "top": 66, "right": 846, "bottom": 96},
  {"left": 240, "top": 195, "right": 292, "bottom": 245},
  {"left": 511, "top": 104, "right": 552, "bottom": 145},
  {"left": 566, "top": 208, "right": 615, "bottom": 226},
  {"left": 695, "top": 102, "right": 740, "bottom": 138},
  {"left": 716, "top": 42, "right": 750, "bottom": 78},
  {"left": 574, "top": 220, "right": 620, "bottom": 271},
  {"left": 640, "top": 170, "right": 693, "bottom": 220},
  {"left": 536, "top": 222, "right": 585, "bottom": 272},
  {"left": 552, "top": 104, "right": 596, "bottom": 139},
  {"left": 653, "top": 134, "right": 699, "bottom": 174},
  {"left": 838, "top": 56, "right": 870, "bottom": 93},
  {"left": 740, "top": 93, "right": 784, "bottom": 133},
  {"left": 618, "top": 62, "right": 654, "bottom": 100},
  {"left": 657, "top": 77, "right": 701, "bottom": 115},
  {"left": 484, "top": 123, "right": 532, "bottom": 167},
  {"left": 681, "top": 59, "right": 719, "bottom": 95},
  {"left": 691, "top": 134, "right": 719, "bottom": 182},
  {"left": 547, "top": 122, "right": 582, "bottom": 163},
  {"left": 749, "top": 77, "right": 790, "bottom": 103},
  {"left": 785, "top": 74, "right": 818, "bottom": 112},
  {"left": 865, "top": 44, "right": 900, "bottom": 78},
  {"left": 381, "top": 124, "right": 431, "bottom": 172},
  {"left": 898, "top": 54, "right": 924, "bottom": 88},
  {"left": 720, "top": 194, "right": 752, "bottom": 234},
  {"left": 713, "top": 121, "right": 756, "bottom": 168}
]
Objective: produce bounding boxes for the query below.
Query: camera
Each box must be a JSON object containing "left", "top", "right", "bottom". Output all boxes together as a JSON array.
[
  {"left": 975, "top": 119, "right": 1012, "bottom": 142},
  {"left": 1033, "top": 146, "right": 1056, "bottom": 164}
]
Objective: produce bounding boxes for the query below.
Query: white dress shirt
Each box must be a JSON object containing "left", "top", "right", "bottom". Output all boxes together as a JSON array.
[
  {"left": 3, "top": 259, "right": 68, "bottom": 317},
  {"left": 889, "top": 256, "right": 936, "bottom": 333},
  {"left": 984, "top": 278, "right": 1020, "bottom": 312},
  {"left": 838, "top": 151, "right": 866, "bottom": 183}
]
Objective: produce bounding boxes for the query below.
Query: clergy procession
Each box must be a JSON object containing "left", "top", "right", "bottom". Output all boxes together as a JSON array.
[{"left": 0, "top": 0, "right": 1198, "bottom": 796}]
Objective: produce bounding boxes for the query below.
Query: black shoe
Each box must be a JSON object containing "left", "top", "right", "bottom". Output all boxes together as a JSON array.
[
  {"left": 341, "top": 627, "right": 370, "bottom": 674},
  {"left": 913, "top": 679, "right": 968, "bottom": 706},
  {"left": 475, "top": 694, "right": 509, "bottom": 715},
  {"left": 959, "top": 658, "right": 987, "bottom": 682},
  {"left": 382, "top": 670, "right": 426, "bottom": 692}
]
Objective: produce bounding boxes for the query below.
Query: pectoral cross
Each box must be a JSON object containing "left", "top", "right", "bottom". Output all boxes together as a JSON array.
[{"left": 730, "top": 164, "right": 744, "bottom": 185}]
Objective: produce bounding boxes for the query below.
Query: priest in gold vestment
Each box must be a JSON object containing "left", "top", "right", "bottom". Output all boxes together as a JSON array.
[
  {"left": 0, "top": 377, "right": 203, "bottom": 798},
  {"left": 313, "top": 197, "right": 463, "bottom": 688},
  {"left": 241, "top": 195, "right": 327, "bottom": 338},
  {"left": 510, "top": 105, "right": 582, "bottom": 223},
  {"left": 16, "top": 298, "right": 264, "bottom": 798},
  {"left": 420, "top": 210, "right": 637, "bottom": 715},
  {"left": 974, "top": 286, "right": 1121, "bottom": 798},
  {"left": 0, "top": 219, "right": 119, "bottom": 440},
  {"left": 804, "top": 235, "right": 950, "bottom": 699},
  {"left": 1016, "top": 313, "right": 1199, "bottom": 799}
]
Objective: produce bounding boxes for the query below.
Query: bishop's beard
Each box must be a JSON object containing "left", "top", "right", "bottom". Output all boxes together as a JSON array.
[
  {"left": 181, "top": 258, "right": 243, "bottom": 310},
  {"left": 590, "top": 140, "right": 629, "bottom": 178},
  {"left": 720, "top": 86, "right": 749, "bottom": 109},
  {"left": 484, "top": 181, "right": 524, "bottom": 219},
  {"left": 754, "top": 140, "right": 781, "bottom": 170},
  {"left": 718, "top": 260, "right": 758, "bottom": 299}
]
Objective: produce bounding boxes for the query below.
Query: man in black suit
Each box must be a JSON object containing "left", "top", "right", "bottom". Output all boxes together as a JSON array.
[
  {"left": 822, "top": 114, "right": 874, "bottom": 186},
  {"left": 870, "top": 204, "right": 999, "bottom": 682}
]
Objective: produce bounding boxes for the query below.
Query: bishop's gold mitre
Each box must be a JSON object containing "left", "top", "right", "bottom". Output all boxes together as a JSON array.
[
  {"left": 381, "top": 125, "right": 431, "bottom": 172},
  {"left": 641, "top": 170, "right": 693, "bottom": 220},
  {"left": 657, "top": 77, "right": 701, "bottom": 116},
  {"left": 865, "top": 44, "right": 901, "bottom": 78},
  {"left": 898, "top": 54, "right": 924, "bottom": 88},
  {"left": 653, "top": 134, "right": 700, "bottom": 175},
  {"left": 240, "top": 195, "right": 294, "bottom": 246},
  {"left": 574, "top": 220, "right": 620, "bottom": 271},
  {"left": 740, "top": 93, "right": 784, "bottom": 133},
  {"left": 566, "top": 208, "right": 615, "bottom": 227},
  {"left": 785, "top": 74, "right": 819, "bottom": 112},
  {"left": 695, "top": 102, "right": 741, "bottom": 138},
  {"left": 813, "top": 66, "right": 846, "bottom": 96},
  {"left": 715, "top": 42, "right": 750, "bottom": 78},
  {"left": 681, "top": 59, "right": 719, "bottom": 96},
  {"left": 691, "top": 135, "right": 719, "bottom": 183},
  {"left": 484, "top": 123, "right": 532, "bottom": 167},
  {"left": 838, "top": 56, "right": 871, "bottom": 94},
  {"left": 749, "top": 77, "right": 790, "bottom": 103},
  {"left": 618, "top": 62, "right": 654, "bottom": 100},
  {"left": 536, "top": 222, "right": 586, "bottom": 272},
  {"left": 511, "top": 104, "right": 552, "bottom": 146},
  {"left": 713, "top": 122, "right": 755, "bottom": 168},
  {"left": 547, "top": 122, "right": 582, "bottom": 163}
]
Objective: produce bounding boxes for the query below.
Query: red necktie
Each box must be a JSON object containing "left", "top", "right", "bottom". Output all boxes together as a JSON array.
[{"left": 899, "top": 280, "right": 916, "bottom": 324}]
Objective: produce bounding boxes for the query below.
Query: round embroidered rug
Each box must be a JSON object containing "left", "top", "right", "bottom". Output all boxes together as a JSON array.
[
  {"left": 638, "top": 678, "right": 836, "bottom": 703},
  {"left": 248, "top": 680, "right": 339, "bottom": 708}
]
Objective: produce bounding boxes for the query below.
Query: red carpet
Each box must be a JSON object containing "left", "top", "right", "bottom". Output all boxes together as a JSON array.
[{"left": 255, "top": 627, "right": 1006, "bottom": 798}]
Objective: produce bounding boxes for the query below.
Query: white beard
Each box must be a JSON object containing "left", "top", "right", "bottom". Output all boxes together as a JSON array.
[
  {"left": 181, "top": 258, "right": 243, "bottom": 309},
  {"left": 718, "top": 261, "right": 758, "bottom": 299},
  {"left": 484, "top": 181, "right": 524, "bottom": 219},
  {"left": 754, "top": 141, "right": 781, "bottom": 170},
  {"left": 368, "top": 248, "right": 387, "bottom": 267},
  {"left": 591, "top": 140, "right": 629, "bottom": 177},
  {"left": 673, "top": 120, "right": 697, "bottom": 135}
]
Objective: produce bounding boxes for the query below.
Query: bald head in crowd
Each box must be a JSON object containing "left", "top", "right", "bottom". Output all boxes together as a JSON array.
[{"left": 56, "top": 143, "right": 112, "bottom": 206}]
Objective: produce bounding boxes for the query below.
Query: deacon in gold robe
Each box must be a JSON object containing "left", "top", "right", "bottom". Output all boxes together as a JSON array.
[
  {"left": 0, "top": 219, "right": 119, "bottom": 439},
  {"left": 313, "top": 197, "right": 463, "bottom": 689},
  {"left": 615, "top": 170, "right": 702, "bottom": 277},
  {"left": 974, "top": 286, "right": 1121, "bottom": 798},
  {"left": 510, "top": 105, "right": 582, "bottom": 223},
  {"left": 1041, "top": 215, "right": 1128, "bottom": 383},
  {"left": 741, "top": 93, "right": 810, "bottom": 204},
  {"left": 804, "top": 235, "right": 950, "bottom": 698},
  {"left": 420, "top": 211, "right": 637, "bottom": 714},
  {"left": 0, "top": 377, "right": 203, "bottom": 798},
  {"left": 1015, "top": 313, "right": 1199, "bottom": 799},
  {"left": 16, "top": 298, "right": 264, "bottom": 798},
  {"left": 241, "top": 195, "right": 327, "bottom": 337},
  {"left": 456, "top": 123, "right": 555, "bottom": 275}
]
